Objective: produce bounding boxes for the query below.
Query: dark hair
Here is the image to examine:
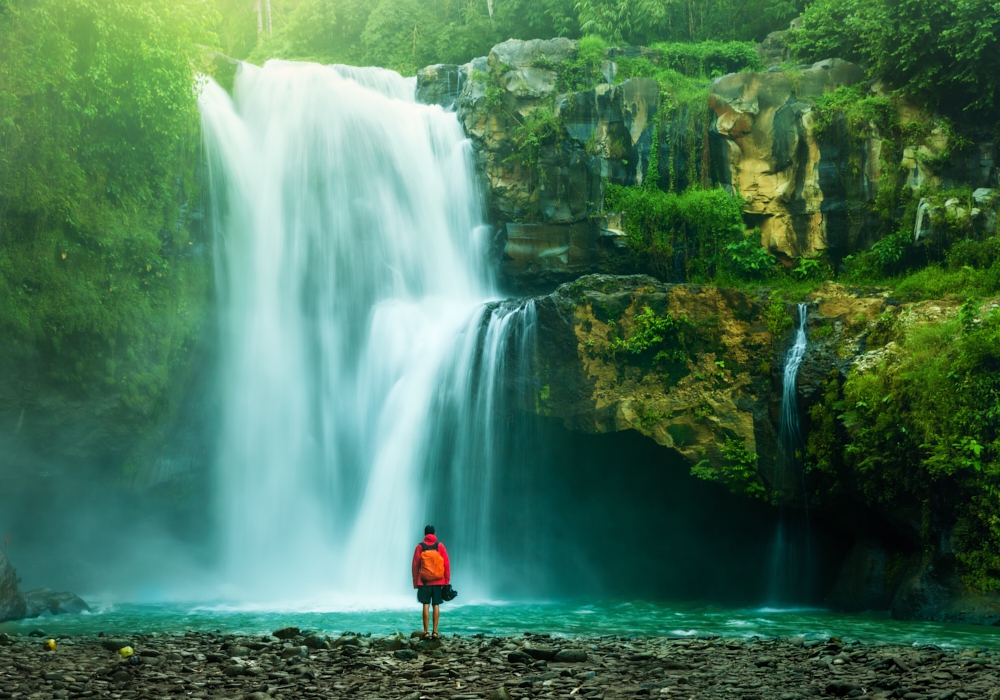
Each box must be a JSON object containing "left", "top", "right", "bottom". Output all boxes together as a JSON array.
[{"left": 424, "top": 525, "right": 435, "bottom": 535}]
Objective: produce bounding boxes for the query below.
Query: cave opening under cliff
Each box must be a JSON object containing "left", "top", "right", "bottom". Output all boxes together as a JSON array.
[{"left": 428, "top": 416, "right": 852, "bottom": 606}]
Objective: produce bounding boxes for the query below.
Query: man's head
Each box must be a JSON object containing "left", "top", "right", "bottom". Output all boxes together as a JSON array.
[{"left": 424, "top": 524, "right": 435, "bottom": 536}]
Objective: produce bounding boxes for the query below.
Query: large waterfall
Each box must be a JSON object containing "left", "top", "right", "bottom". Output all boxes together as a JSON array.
[{"left": 199, "top": 60, "right": 532, "bottom": 605}]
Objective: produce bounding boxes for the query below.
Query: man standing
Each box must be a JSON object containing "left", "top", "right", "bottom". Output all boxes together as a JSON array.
[{"left": 412, "top": 525, "right": 450, "bottom": 639}]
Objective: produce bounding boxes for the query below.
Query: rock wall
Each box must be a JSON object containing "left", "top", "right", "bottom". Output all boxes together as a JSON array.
[
  {"left": 709, "top": 59, "right": 866, "bottom": 260},
  {"left": 428, "top": 39, "right": 999, "bottom": 283},
  {"left": 518, "top": 272, "right": 1000, "bottom": 623},
  {"left": 529, "top": 275, "right": 779, "bottom": 477},
  {"left": 418, "top": 39, "right": 659, "bottom": 293}
]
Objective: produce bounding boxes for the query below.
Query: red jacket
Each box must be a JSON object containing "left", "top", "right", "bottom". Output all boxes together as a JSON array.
[{"left": 412, "top": 534, "right": 450, "bottom": 588}]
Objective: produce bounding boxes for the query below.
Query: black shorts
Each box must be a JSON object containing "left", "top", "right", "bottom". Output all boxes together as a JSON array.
[{"left": 417, "top": 585, "right": 444, "bottom": 606}]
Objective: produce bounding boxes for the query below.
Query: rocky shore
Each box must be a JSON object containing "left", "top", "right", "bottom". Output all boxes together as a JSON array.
[{"left": 0, "top": 628, "right": 996, "bottom": 700}]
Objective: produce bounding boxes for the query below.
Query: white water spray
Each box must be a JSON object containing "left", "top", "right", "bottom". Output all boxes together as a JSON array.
[{"left": 200, "top": 60, "right": 529, "bottom": 605}]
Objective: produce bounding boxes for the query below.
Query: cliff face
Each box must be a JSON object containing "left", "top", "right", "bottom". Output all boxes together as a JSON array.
[
  {"left": 420, "top": 40, "right": 999, "bottom": 287},
  {"left": 531, "top": 275, "right": 776, "bottom": 480},
  {"left": 709, "top": 59, "right": 866, "bottom": 260},
  {"left": 520, "top": 274, "right": 1000, "bottom": 624},
  {"left": 419, "top": 39, "right": 659, "bottom": 293}
]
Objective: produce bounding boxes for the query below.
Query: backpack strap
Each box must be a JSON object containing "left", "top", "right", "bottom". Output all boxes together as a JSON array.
[{"left": 420, "top": 542, "right": 439, "bottom": 552}]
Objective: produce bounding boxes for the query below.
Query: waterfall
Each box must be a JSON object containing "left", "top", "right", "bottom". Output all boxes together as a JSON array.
[
  {"left": 199, "top": 60, "right": 533, "bottom": 605},
  {"left": 766, "top": 303, "right": 812, "bottom": 605}
]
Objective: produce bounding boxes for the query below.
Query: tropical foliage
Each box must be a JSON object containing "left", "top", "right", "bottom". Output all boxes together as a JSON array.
[
  {"left": 0, "top": 0, "right": 214, "bottom": 417},
  {"left": 791, "top": 0, "right": 1000, "bottom": 116}
]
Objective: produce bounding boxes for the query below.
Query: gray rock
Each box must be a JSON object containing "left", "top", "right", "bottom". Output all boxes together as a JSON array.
[
  {"left": 507, "top": 651, "right": 532, "bottom": 664},
  {"left": 0, "top": 548, "right": 25, "bottom": 622},
  {"left": 101, "top": 638, "right": 132, "bottom": 652},
  {"left": 524, "top": 646, "right": 556, "bottom": 661},
  {"left": 302, "top": 634, "right": 329, "bottom": 650},
  {"left": 554, "top": 649, "right": 589, "bottom": 662},
  {"left": 489, "top": 38, "right": 577, "bottom": 70},
  {"left": 22, "top": 588, "right": 89, "bottom": 618},
  {"left": 486, "top": 688, "right": 513, "bottom": 700},
  {"left": 376, "top": 636, "right": 405, "bottom": 651},
  {"left": 416, "top": 64, "right": 466, "bottom": 109},
  {"left": 272, "top": 627, "right": 299, "bottom": 640},
  {"left": 279, "top": 646, "right": 306, "bottom": 659},
  {"left": 973, "top": 188, "right": 996, "bottom": 205},
  {"left": 394, "top": 649, "right": 418, "bottom": 661},
  {"left": 501, "top": 221, "right": 601, "bottom": 293}
]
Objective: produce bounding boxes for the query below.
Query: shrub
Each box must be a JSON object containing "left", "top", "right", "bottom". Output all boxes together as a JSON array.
[{"left": 605, "top": 185, "right": 745, "bottom": 282}]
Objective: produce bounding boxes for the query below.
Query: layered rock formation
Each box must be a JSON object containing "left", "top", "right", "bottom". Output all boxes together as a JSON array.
[
  {"left": 529, "top": 275, "right": 777, "bottom": 475},
  {"left": 709, "top": 59, "right": 866, "bottom": 260},
  {"left": 418, "top": 39, "right": 659, "bottom": 293}
]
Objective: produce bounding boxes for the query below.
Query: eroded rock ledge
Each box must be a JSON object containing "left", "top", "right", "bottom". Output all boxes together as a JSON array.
[{"left": 529, "top": 275, "right": 779, "bottom": 480}]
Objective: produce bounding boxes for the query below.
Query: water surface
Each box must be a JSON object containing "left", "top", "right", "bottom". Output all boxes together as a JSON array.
[{"left": 3, "top": 601, "right": 998, "bottom": 650}]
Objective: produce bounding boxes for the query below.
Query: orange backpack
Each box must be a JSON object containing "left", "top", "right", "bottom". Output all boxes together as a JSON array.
[{"left": 419, "top": 542, "right": 445, "bottom": 583}]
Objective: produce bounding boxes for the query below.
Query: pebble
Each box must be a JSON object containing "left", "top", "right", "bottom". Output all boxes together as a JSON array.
[{"left": 0, "top": 629, "right": 995, "bottom": 700}]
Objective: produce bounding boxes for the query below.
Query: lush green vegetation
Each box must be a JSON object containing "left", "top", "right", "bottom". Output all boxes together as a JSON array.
[
  {"left": 605, "top": 185, "right": 748, "bottom": 282},
  {"left": 0, "top": 0, "right": 214, "bottom": 429},
  {"left": 791, "top": 0, "right": 1000, "bottom": 117},
  {"left": 806, "top": 303, "right": 1000, "bottom": 591},
  {"left": 216, "top": 0, "right": 799, "bottom": 74}
]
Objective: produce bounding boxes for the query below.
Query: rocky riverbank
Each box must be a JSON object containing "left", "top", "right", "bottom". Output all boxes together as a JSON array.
[{"left": 0, "top": 627, "right": 996, "bottom": 700}]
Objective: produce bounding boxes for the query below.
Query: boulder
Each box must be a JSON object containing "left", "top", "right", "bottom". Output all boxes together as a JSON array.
[
  {"left": 553, "top": 649, "right": 589, "bottom": 662},
  {"left": 22, "top": 588, "right": 90, "bottom": 618},
  {"left": 523, "top": 646, "right": 556, "bottom": 661},
  {"left": 303, "top": 634, "right": 330, "bottom": 650},
  {"left": 0, "top": 548, "right": 25, "bottom": 622},
  {"left": 489, "top": 38, "right": 577, "bottom": 69},
  {"left": 272, "top": 626, "right": 300, "bottom": 639}
]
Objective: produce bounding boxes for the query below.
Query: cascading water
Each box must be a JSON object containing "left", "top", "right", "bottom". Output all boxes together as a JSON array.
[
  {"left": 766, "top": 303, "right": 813, "bottom": 605},
  {"left": 199, "top": 60, "right": 534, "bottom": 605}
]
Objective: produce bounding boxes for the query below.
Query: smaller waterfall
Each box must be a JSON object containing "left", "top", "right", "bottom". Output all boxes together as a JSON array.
[{"left": 766, "top": 303, "right": 813, "bottom": 605}]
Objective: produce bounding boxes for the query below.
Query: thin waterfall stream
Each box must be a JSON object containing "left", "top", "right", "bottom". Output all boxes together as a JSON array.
[
  {"left": 767, "top": 303, "right": 813, "bottom": 605},
  {"left": 199, "top": 60, "right": 535, "bottom": 605}
]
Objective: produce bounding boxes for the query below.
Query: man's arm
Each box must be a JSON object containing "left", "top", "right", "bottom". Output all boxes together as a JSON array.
[{"left": 412, "top": 546, "right": 421, "bottom": 588}]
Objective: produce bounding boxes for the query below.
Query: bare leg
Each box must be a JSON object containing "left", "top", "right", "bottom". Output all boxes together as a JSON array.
[
  {"left": 432, "top": 604, "right": 440, "bottom": 637},
  {"left": 422, "top": 604, "right": 430, "bottom": 636}
]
